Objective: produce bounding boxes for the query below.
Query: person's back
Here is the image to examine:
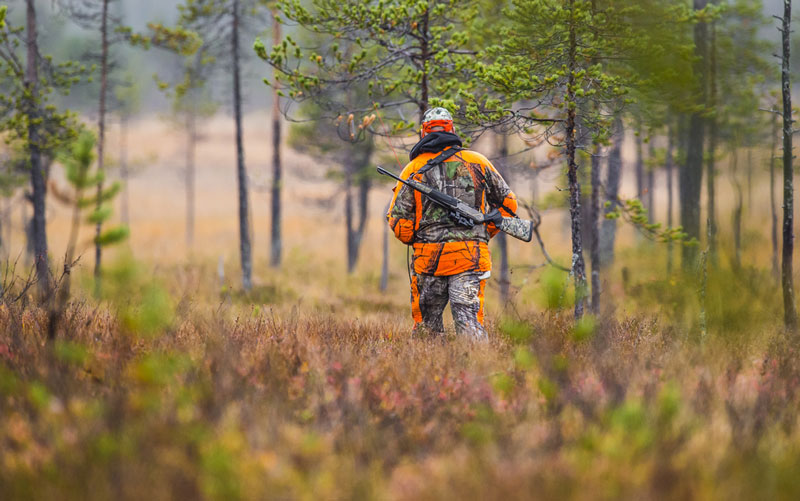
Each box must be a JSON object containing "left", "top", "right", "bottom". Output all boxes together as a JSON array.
[{"left": 386, "top": 107, "right": 518, "bottom": 338}]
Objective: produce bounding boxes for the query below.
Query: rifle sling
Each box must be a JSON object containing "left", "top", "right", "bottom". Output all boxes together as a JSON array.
[
  {"left": 414, "top": 147, "right": 462, "bottom": 177},
  {"left": 407, "top": 147, "right": 522, "bottom": 221}
]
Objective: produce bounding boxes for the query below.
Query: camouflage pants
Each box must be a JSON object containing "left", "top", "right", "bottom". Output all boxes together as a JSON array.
[{"left": 411, "top": 271, "right": 487, "bottom": 340}]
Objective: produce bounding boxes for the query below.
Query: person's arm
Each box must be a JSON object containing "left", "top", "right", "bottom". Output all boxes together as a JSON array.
[
  {"left": 476, "top": 154, "right": 518, "bottom": 238},
  {"left": 386, "top": 163, "right": 419, "bottom": 244}
]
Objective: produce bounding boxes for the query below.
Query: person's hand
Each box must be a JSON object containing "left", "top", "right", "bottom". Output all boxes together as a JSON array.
[{"left": 484, "top": 208, "right": 504, "bottom": 226}]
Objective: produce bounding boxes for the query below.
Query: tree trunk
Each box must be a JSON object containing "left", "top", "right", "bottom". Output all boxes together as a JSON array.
[
  {"left": 345, "top": 142, "right": 373, "bottom": 273},
  {"left": 495, "top": 134, "right": 510, "bottom": 303},
  {"left": 600, "top": 116, "right": 623, "bottom": 266},
  {"left": 233, "top": 0, "right": 252, "bottom": 290},
  {"left": 747, "top": 151, "right": 753, "bottom": 212},
  {"left": 380, "top": 202, "right": 389, "bottom": 292},
  {"left": 120, "top": 114, "right": 130, "bottom": 226},
  {"left": 646, "top": 141, "right": 655, "bottom": 221},
  {"left": 590, "top": 143, "right": 601, "bottom": 314},
  {"left": 0, "top": 199, "right": 4, "bottom": 259},
  {"left": 25, "top": 0, "right": 50, "bottom": 297},
  {"left": 1, "top": 196, "right": 9, "bottom": 259},
  {"left": 707, "top": 13, "right": 718, "bottom": 265},
  {"left": 566, "top": 0, "right": 587, "bottom": 319},
  {"left": 732, "top": 149, "right": 743, "bottom": 270},
  {"left": 269, "top": 9, "right": 282, "bottom": 267},
  {"left": 345, "top": 165, "right": 355, "bottom": 273},
  {"left": 22, "top": 199, "right": 31, "bottom": 265},
  {"left": 185, "top": 110, "right": 196, "bottom": 249},
  {"left": 666, "top": 123, "right": 675, "bottom": 274},
  {"left": 94, "top": 0, "right": 110, "bottom": 284},
  {"left": 635, "top": 122, "right": 644, "bottom": 202},
  {"left": 356, "top": 173, "right": 370, "bottom": 252},
  {"left": 771, "top": 111, "right": 779, "bottom": 280},
  {"left": 781, "top": 0, "right": 797, "bottom": 329},
  {"left": 681, "top": 0, "right": 708, "bottom": 269}
]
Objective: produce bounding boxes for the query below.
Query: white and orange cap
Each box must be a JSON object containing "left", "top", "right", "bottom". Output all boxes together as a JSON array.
[{"left": 421, "top": 107, "right": 454, "bottom": 137}]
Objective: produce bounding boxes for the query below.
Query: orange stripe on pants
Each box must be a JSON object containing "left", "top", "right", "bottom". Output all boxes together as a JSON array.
[{"left": 410, "top": 273, "right": 422, "bottom": 323}]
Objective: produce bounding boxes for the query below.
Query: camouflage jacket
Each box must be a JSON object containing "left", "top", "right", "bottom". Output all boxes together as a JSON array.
[{"left": 387, "top": 146, "right": 518, "bottom": 276}]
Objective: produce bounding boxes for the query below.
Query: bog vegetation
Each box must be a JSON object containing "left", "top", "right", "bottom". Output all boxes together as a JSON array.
[
  {"left": 2, "top": 0, "right": 800, "bottom": 499},
  {"left": 2, "top": 255, "right": 800, "bottom": 499}
]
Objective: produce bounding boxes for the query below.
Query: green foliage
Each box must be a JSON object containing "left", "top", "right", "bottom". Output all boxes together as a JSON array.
[
  {"left": 473, "top": 0, "right": 702, "bottom": 145},
  {"left": 0, "top": 7, "right": 87, "bottom": 166},
  {"left": 101, "top": 256, "right": 176, "bottom": 337},
  {"left": 258, "top": 0, "right": 494, "bottom": 138},
  {"left": 54, "top": 340, "right": 90, "bottom": 366},
  {"left": 605, "top": 197, "right": 696, "bottom": 245},
  {"left": 712, "top": 0, "right": 773, "bottom": 148},
  {"left": 60, "top": 130, "right": 97, "bottom": 189},
  {"left": 86, "top": 206, "right": 112, "bottom": 225},
  {"left": 537, "top": 266, "right": 574, "bottom": 311},
  {"left": 123, "top": 23, "right": 201, "bottom": 56},
  {"left": 95, "top": 225, "right": 129, "bottom": 246},
  {"left": 513, "top": 346, "right": 535, "bottom": 370},
  {"left": 500, "top": 318, "right": 533, "bottom": 344},
  {"left": 572, "top": 315, "right": 596, "bottom": 342},
  {"left": 57, "top": 131, "right": 128, "bottom": 251},
  {"left": 0, "top": 144, "right": 31, "bottom": 196}
]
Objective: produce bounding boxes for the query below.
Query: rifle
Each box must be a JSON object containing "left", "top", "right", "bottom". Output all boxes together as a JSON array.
[{"left": 377, "top": 166, "right": 533, "bottom": 242}]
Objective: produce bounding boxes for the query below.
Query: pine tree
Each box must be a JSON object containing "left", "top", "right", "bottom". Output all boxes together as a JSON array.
[
  {"left": 255, "top": 0, "right": 490, "bottom": 134},
  {"left": 0, "top": 4, "right": 87, "bottom": 296},
  {"left": 477, "top": 0, "right": 634, "bottom": 319}
]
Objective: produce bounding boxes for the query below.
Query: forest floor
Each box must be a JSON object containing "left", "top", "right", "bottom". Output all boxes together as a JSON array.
[{"left": 1, "top": 245, "right": 799, "bottom": 500}]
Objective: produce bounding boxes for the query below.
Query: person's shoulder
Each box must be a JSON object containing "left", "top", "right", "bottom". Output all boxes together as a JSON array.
[
  {"left": 457, "top": 149, "right": 493, "bottom": 166},
  {"left": 400, "top": 155, "right": 429, "bottom": 178}
]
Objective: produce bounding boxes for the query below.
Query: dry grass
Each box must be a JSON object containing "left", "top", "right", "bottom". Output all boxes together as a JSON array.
[{"left": 1, "top": 249, "right": 800, "bottom": 500}]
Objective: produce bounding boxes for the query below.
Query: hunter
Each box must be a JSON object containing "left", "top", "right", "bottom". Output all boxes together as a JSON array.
[{"left": 386, "top": 107, "right": 518, "bottom": 339}]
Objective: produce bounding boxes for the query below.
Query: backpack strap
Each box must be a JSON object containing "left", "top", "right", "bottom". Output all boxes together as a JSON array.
[{"left": 415, "top": 147, "right": 462, "bottom": 177}]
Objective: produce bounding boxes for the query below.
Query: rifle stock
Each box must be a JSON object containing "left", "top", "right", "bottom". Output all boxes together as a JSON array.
[
  {"left": 499, "top": 217, "right": 533, "bottom": 242},
  {"left": 378, "top": 166, "right": 533, "bottom": 242}
]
